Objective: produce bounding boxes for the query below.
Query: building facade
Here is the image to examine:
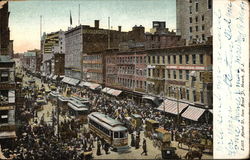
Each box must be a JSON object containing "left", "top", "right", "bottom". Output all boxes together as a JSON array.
[
  {"left": 176, "top": 0, "right": 212, "bottom": 44},
  {"left": 147, "top": 44, "right": 213, "bottom": 108},
  {"left": 0, "top": 55, "right": 16, "bottom": 148}
]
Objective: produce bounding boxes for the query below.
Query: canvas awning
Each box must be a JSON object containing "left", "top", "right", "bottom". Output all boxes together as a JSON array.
[
  {"left": 181, "top": 106, "right": 206, "bottom": 121},
  {"left": 89, "top": 83, "right": 101, "bottom": 90},
  {"left": 209, "top": 109, "right": 213, "bottom": 114},
  {"left": 61, "top": 77, "right": 71, "bottom": 83},
  {"left": 52, "top": 75, "right": 58, "bottom": 80},
  {"left": 110, "top": 89, "right": 122, "bottom": 96},
  {"left": 78, "top": 81, "right": 87, "bottom": 87},
  {"left": 41, "top": 73, "right": 46, "bottom": 77},
  {"left": 102, "top": 87, "right": 111, "bottom": 94},
  {"left": 48, "top": 74, "right": 54, "bottom": 79},
  {"left": 157, "top": 99, "right": 188, "bottom": 115},
  {"left": 142, "top": 95, "right": 159, "bottom": 105},
  {"left": 65, "top": 78, "right": 80, "bottom": 86},
  {"left": 0, "top": 131, "right": 16, "bottom": 139}
]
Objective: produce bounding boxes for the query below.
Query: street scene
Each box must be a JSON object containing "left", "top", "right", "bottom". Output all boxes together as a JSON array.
[{"left": 0, "top": 0, "right": 213, "bottom": 159}]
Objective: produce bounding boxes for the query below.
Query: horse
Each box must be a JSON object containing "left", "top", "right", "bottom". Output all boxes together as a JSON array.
[{"left": 185, "top": 150, "right": 202, "bottom": 160}]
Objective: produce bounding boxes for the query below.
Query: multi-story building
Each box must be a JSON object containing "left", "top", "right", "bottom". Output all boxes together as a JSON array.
[
  {"left": 41, "top": 30, "right": 65, "bottom": 78},
  {"left": 65, "top": 20, "right": 128, "bottom": 83},
  {"left": 22, "top": 50, "right": 41, "bottom": 74},
  {"left": 176, "top": 0, "right": 212, "bottom": 44},
  {"left": 0, "top": 1, "right": 13, "bottom": 57},
  {"left": 147, "top": 44, "right": 213, "bottom": 109},
  {"left": 0, "top": 55, "right": 16, "bottom": 148}
]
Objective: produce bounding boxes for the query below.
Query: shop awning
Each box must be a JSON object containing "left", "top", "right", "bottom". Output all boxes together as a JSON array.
[
  {"left": 181, "top": 106, "right": 206, "bottom": 121},
  {"left": 102, "top": 87, "right": 111, "bottom": 94},
  {"left": 209, "top": 109, "right": 213, "bottom": 114},
  {"left": 78, "top": 81, "right": 87, "bottom": 87},
  {"left": 0, "top": 131, "right": 16, "bottom": 139},
  {"left": 142, "top": 95, "right": 159, "bottom": 105},
  {"left": 89, "top": 83, "right": 101, "bottom": 90},
  {"left": 110, "top": 89, "right": 122, "bottom": 96},
  {"left": 157, "top": 99, "right": 188, "bottom": 115},
  {"left": 61, "top": 77, "right": 71, "bottom": 83},
  {"left": 41, "top": 73, "right": 46, "bottom": 77},
  {"left": 52, "top": 75, "right": 58, "bottom": 80},
  {"left": 48, "top": 74, "right": 54, "bottom": 79},
  {"left": 63, "top": 77, "right": 80, "bottom": 86}
]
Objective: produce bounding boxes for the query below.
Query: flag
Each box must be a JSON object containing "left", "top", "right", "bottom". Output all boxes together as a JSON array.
[{"left": 70, "top": 11, "right": 72, "bottom": 26}]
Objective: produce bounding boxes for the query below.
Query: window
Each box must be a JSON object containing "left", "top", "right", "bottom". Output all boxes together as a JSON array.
[
  {"left": 200, "top": 54, "right": 204, "bottom": 64},
  {"left": 185, "top": 55, "right": 189, "bottom": 64},
  {"left": 189, "top": 17, "right": 192, "bottom": 23},
  {"left": 168, "top": 56, "right": 171, "bottom": 64},
  {"left": 192, "top": 54, "right": 196, "bottom": 64},
  {"left": 140, "top": 57, "right": 143, "bottom": 63},
  {"left": 162, "top": 56, "right": 165, "bottom": 64},
  {"left": 186, "top": 70, "right": 189, "bottom": 80},
  {"left": 195, "top": 16, "right": 198, "bottom": 22},
  {"left": 0, "top": 71, "right": 9, "bottom": 82},
  {"left": 202, "top": 34, "right": 205, "bottom": 41},
  {"left": 120, "top": 132, "right": 125, "bottom": 138},
  {"left": 114, "top": 132, "right": 119, "bottom": 138},
  {"left": 202, "top": 15, "right": 205, "bottom": 21},
  {"left": 193, "top": 90, "right": 196, "bottom": 102},
  {"left": 156, "top": 69, "right": 160, "bottom": 77},
  {"left": 186, "top": 89, "right": 190, "bottom": 100},
  {"left": 148, "top": 56, "right": 151, "bottom": 63},
  {"left": 173, "top": 55, "right": 176, "bottom": 64},
  {"left": 168, "top": 70, "right": 171, "bottom": 79},
  {"left": 157, "top": 56, "right": 160, "bottom": 64},
  {"left": 189, "top": 0, "right": 192, "bottom": 3},
  {"left": 179, "top": 55, "right": 182, "bottom": 64},
  {"left": 202, "top": 25, "right": 205, "bottom": 31},
  {"left": 196, "top": 35, "right": 199, "bottom": 39},
  {"left": 196, "top": 26, "right": 199, "bottom": 32},
  {"left": 148, "top": 69, "right": 151, "bottom": 76},
  {"left": 162, "top": 69, "right": 165, "bottom": 78},
  {"left": 208, "top": 0, "right": 212, "bottom": 9},
  {"left": 201, "top": 92, "right": 204, "bottom": 103},
  {"left": 189, "top": 6, "right": 192, "bottom": 14},
  {"left": 152, "top": 56, "right": 155, "bottom": 63},
  {"left": 0, "top": 110, "right": 8, "bottom": 124},
  {"left": 173, "top": 71, "right": 176, "bottom": 79},
  {"left": 190, "top": 36, "right": 193, "bottom": 40},
  {"left": 153, "top": 69, "right": 155, "bottom": 77},
  {"left": 179, "top": 70, "right": 183, "bottom": 79},
  {"left": 195, "top": 3, "right": 198, "bottom": 12},
  {"left": 189, "top": 27, "right": 193, "bottom": 33}
]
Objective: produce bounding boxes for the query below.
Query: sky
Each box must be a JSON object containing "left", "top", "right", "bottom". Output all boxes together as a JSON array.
[{"left": 9, "top": 0, "right": 176, "bottom": 53}]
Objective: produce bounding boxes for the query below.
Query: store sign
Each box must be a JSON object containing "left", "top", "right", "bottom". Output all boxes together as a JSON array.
[{"left": 166, "top": 65, "right": 206, "bottom": 70}]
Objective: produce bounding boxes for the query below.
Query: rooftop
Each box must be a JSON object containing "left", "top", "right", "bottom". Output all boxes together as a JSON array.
[{"left": 90, "top": 112, "right": 123, "bottom": 127}]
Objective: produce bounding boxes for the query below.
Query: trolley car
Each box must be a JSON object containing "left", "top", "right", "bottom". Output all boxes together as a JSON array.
[{"left": 88, "top": 112, "right": 129, "bottom": 152}]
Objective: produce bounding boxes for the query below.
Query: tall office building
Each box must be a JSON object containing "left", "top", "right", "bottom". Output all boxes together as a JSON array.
[{"left": 176, "top": 0, "right": 212, "bottom": 44}]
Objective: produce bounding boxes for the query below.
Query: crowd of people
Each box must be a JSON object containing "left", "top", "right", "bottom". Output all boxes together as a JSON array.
[{"left": 0, "top": 72, "right": 213, "bottom": 159}]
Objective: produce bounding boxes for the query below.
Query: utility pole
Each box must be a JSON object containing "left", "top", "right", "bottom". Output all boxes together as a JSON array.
[
  {"left": 40, "top": 15, "right": 42, "bottom": 38},
  {"left": 108, "top": 17, "right": 110, "bottom": 49},
  {"left": 78, "top": 4, "right": 80, "bottom": 25}
]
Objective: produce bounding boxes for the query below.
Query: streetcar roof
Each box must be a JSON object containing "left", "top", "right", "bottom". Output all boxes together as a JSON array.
[
  {"left": 111, "top": 126, "right": 127, "bottom": 132},
  {"left": 89, "top": 112, "right": 123, "bottom": 127}
]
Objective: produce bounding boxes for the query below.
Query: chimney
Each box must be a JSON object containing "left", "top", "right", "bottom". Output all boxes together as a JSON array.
[
  {"left": 94, "top": 20, "right": 99, "bottom": 29},
  {"left": 118, "top": 26, "right": 121, "bottom": 32}
]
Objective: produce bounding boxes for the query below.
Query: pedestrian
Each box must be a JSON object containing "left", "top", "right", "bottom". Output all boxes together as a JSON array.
[
  {"left": 141, "top": 138, "right": 147, "bottom": 156},
  {"left": 96, "top": 140, "right": 101, "bottom": 156},
  {"left": 135, "top": 134, "right": 140, "bottom": 149},
  {"left": 104, "top": 142, "right": 109, "bottom": 154},
  {"left": 130, "top": 134, "right": 135, "bottom": 147}
]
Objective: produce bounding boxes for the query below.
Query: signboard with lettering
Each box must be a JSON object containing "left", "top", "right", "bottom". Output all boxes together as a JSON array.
[{"left": 166, "top": 65, "right": 206, "bottom": 70}]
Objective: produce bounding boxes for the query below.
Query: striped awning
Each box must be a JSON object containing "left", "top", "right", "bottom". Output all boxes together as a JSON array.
[
  {"left": 181, "top": 106, "right": 206, "bottom": 121},
  {"left": 89, "top": 83, "right": 101, "bottom": 90},
  {"left": 157, "top": 99, "right": 188, "bottom": 115},
  {"left": 102, "top": 87, "right": 111, "bottom": 94},
  {"left": 111, "top": 90, "right": 122, "bottom": 96}
]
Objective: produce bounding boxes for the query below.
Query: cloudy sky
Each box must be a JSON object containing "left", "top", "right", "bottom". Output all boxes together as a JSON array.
[{"left": 9, "top": 0, "right": 176, "bottom": 53}]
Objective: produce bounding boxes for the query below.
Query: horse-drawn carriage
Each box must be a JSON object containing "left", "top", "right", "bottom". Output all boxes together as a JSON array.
[
  {"left": 130, "top": 114, "right": 143, "bottom": 131},
  {"left": 153, "top": 128, "right": 171, "bottom": 150},
  {"left": 144, "top": 119, "right": 159, "bottom": 139},
  {"left": 155, "top": 147, "right": 181, "bottom": 160}
]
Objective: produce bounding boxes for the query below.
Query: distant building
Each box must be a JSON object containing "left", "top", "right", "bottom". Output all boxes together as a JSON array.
[
  {"left": 65, "top": 20, "right": 128, "bottom": 84},
  {"left": 0, "top": 55, "right": 16, "bottom": 148},
  {"left": 176, "top": 0, "right": 212, "bottom": 44},
  {"left": 41, "top": 30, "right": 65, "bottom": 78},
  {"left": 0, "top": 1, "right": 13, "bottom": 57}
]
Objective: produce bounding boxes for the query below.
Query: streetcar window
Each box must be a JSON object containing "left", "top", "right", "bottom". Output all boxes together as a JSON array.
[
  {"left": 120, "top": 132, "right": 125, "bottom": 138},
  {"left": 114, "top": 132, "right": 119, "bottom": 138}
]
